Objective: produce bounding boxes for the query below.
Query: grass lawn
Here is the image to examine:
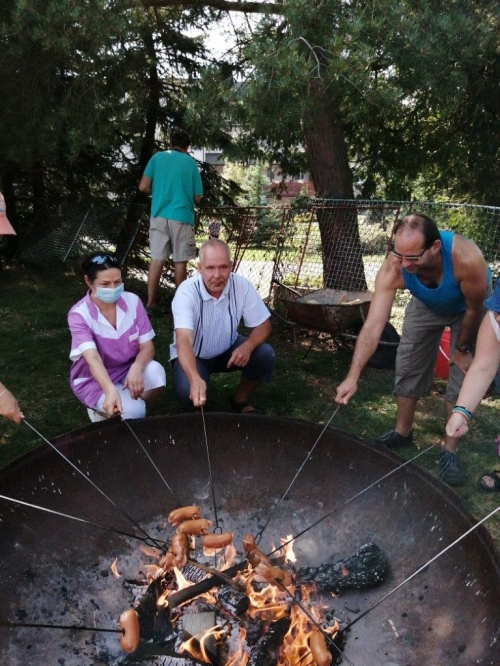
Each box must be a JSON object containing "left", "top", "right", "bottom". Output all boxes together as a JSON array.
[{"left": 1, "top": 261, "right": 500, "bottom": 546}]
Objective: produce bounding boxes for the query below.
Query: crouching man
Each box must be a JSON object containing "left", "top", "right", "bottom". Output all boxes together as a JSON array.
[{"left": 170, "top": 239, "right": 275, "bottom": 413}]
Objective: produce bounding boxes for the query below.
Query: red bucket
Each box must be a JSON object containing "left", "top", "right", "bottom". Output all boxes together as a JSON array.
[{"left": 434, "top": 329, "right": 451, "bottom": 379}]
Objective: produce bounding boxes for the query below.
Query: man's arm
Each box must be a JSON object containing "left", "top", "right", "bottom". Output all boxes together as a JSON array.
[
  {"left": 194, "top": 195, "right": 203, "bottom": 205},
  {"left": 227, "top": 319, "right": 272, "bottom": 368},
  {"left": 335, "top": 258, "right": 403, "bottom": 404},
  {"left": 450, "top": 236, "right": 490, "bottom": 373},
  {"left": 175, "top": 328, "right": 206, "bottom": 406},
  {"left": 138, "top": 175, "right": 152, "bottom": 194}
]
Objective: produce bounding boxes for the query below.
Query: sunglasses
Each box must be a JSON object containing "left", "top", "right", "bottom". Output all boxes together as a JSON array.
[
  {"left": 390, "top": 246, "right": 428, "bottom": 262},
  {"left": 90, "top": 254, "right": 119, "bottom": 265}
]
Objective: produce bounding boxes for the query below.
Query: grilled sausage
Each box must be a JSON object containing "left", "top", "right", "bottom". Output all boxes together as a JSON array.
[
  {"left": 202, "top": 532, "right": 233, "bottom": 549},
  {"left": 255, "top": 563, "right": 292, "bottom": 587},
  {"left": 309, "top": 630, "right": 332, "bottom": 666},
  {"left": 170, "top": 531, "right": 189, "bottom": 567},
  {"left": 177, "top": 518, "right": 212, "bottom": 535},
  {"left": 159, "top": 550, "right": 175, "bottom": 570},
  {"left": 119, "top": 609, "right": 140, "bottom": 653},
  {"left": 242, "top": 533, "right": 272, "bottom": 569},
  {"left": 168, "top": 505, "right": 200, "bottom": 527}
]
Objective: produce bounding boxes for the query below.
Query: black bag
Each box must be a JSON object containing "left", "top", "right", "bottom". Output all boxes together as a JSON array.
[{"left": 368, "top": 322, "right": 400, "bottom": 369}]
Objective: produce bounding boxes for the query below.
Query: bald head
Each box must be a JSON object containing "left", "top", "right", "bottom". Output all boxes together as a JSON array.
[
  {"left": 394, "top": 213, "right": 440, "bottom": 249},
  {"left": 199, "top": 239, "right": 232, "bottom": 266}
]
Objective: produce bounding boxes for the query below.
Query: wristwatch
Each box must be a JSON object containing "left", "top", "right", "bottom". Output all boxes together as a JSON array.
[{"left": 455, "top": 343, "right": 474, "bottom": 354}]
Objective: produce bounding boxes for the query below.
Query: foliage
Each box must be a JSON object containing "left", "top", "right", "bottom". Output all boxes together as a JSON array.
[
  {"left": 0, "top": 0, "right": 223, "bottom": 233},
  {"left": 186, "top": 0, "right": 500, "bottom": 204}
]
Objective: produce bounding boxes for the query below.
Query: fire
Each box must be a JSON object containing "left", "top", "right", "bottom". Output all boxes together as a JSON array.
[
  {"left": 180, "top": 625, "right": 225, "bottom": 663},
  {"left": 280, "top": 534, "right": 297, "bottom": 564},
  {"left": 131, "top": 519, "right": 341, "bottom": 665},
  {"left": 110, "top": 557, "right": 121, "bottom": 578}
]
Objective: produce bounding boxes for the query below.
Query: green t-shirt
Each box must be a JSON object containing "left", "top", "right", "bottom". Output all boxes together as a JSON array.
[{"left": 144, "top": 150, "right": 203, "bottom": 225}]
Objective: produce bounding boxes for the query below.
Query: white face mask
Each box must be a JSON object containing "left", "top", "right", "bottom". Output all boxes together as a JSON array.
[{"left": 96, "top": 283, "right": 124, "bottom": 304}]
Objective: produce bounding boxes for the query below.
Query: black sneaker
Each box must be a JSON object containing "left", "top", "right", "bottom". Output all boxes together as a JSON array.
[
  {"left": 372, "top": 429, "right": 413, "bottom": 449},
  {"left": 439, "top": 449, "right": 465, "bottom": 486}
]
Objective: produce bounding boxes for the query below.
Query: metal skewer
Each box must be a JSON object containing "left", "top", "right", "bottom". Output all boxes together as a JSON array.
[
  {"left": 23, "top": 419, "right": 163, "bottom": 550},
  {"left": 124, "top": 420, "right": 181, "bottom": 505},
  {"left": 341, "top": 502, "right": 500, "bottom": 633},
  {"left": 200, "top": 405, "right": 221, "bottom": 532},
  {"left": 0, "top": 619, "right": 122, "bottom": 635},
  {"left": 255, "top": 404, "right": 341, "bottom": 542},
  {"left": 0, "top": 494, "right": 167, "bottom": 547},
  {"left": 266, "top": 443, "right": 436, "bottom": 558}
]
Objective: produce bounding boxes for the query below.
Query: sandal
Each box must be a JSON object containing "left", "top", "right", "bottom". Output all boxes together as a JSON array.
[
  {"left": 478, "top": 471, "right": 500, "bottom": 492},
  {"left": 230, "top": 396, "right": 258, "bottom": 414}
]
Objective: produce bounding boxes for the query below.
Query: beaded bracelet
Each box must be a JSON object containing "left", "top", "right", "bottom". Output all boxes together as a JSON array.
[{"left": 452, "top": 405, "right": 472, "bottom": 420}]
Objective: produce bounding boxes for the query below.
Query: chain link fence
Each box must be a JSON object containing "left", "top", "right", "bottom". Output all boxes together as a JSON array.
[{"left": 10, "top": 198, "right": 500, "bottom": 334}]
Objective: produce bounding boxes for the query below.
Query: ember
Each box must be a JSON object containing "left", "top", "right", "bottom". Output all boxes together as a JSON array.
[{"left": 116, "top": 507, "right": 388, "bottom": 665}]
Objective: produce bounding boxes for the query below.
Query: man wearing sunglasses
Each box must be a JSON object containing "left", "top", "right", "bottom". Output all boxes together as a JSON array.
[{"left": 335, "top": 213, "right": 490, "bottom": 486}]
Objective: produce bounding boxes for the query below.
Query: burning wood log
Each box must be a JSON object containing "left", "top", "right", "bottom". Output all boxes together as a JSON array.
[
  {"left": 166, "top": 560, "right": 248, "bottom": 611},
  {"left": 296, "top": 543, "right": 388, "bottom": 592},
  {"left": 134, "top": 576, "right": 173, "bottom": 643},
  {"left": 216, "top": 585, "right": 250, "bottom": 617},
  {"left": 247, "top": 616, "right": 291, "bottom": 666}
]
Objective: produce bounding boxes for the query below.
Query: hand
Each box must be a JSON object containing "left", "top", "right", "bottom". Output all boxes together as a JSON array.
[
  {"left": 0, "top": 388, "right": 24, "bottom": 424},
  {"left": 189, "top": 377, "right": 207, "bottom": 407},
  {"left": 335, "top": 377, "right": 358, "bottom": 405},
  {"left": 449, "top": 349, "right": 474, "bottom": 375},
  {"left": 227, "top": 341, "right": 252, "bottom": 368},
  {"left": 446, "top": 412, "right": 469, "bottom": 438},
  {"left": 102, "top": 387, "right": 123, "bottom": 416},
  {"left": 123, "top": 363, "right": 145, "bottom": 399}
]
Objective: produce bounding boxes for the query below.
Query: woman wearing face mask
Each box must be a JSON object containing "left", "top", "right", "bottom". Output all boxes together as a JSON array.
[{"left": 68, "top": 252, "right": 166, "bottom": 422}]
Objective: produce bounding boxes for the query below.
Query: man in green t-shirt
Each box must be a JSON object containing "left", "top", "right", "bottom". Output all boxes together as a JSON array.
[{"left": 139, "top": 129, "right": 203, "bottom": 312}]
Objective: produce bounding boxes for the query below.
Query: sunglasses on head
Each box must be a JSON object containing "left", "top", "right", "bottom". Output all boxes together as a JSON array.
[{"left": 90, "top": 254, "right": 119, "bottom": 265}]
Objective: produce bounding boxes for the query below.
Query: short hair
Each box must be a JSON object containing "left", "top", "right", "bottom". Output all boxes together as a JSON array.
[
  {"left": 198, "top": 239, "right": 232, "bottom": 265},
  {"left": 170, "top": 129, "right": 191, "bottom": 150},
  {"left": 394, "top": 212, "right": 440, "bottom": 249},
  {"left": 82, "top": 251, "right": 121, "bottom": 281}
]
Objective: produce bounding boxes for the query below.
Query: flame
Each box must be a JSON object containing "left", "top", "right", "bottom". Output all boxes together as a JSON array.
[
  {"left": 225, "top": 626, "right": 249, "bottom": 666},
  {"left": 179, "top": 625, "right": 225, "bottom": 663},
  {"left": 143, "top": 564, "right": 163, "bottom": 582},
  {"left": 280, "top": 534, "right": 297, "bottom": 564},
  {"left": 136, "top": 529, "right": 341, "bottom": 665},
  {"left": 173, "top": 566, "right": 196, "bottom": 591},
  {"left": 140, "top": 544, "right": 162, "bottom": 558},
  {"left": 110, "top": 558, "right": 121, "bottom": 578}
]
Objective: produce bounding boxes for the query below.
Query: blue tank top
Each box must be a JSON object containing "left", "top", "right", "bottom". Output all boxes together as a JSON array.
[{"left": 402, "top": 230, "right": 465, "bottom": 316}]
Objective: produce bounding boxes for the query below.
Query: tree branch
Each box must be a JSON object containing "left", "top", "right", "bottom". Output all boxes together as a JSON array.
[{"left": 124, "top": 0, "right": 283, "bottom": 14}]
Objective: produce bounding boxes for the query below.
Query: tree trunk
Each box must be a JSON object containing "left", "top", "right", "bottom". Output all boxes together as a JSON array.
[{"left": 303, "top": 84, "right": 367, "bottom": 291}]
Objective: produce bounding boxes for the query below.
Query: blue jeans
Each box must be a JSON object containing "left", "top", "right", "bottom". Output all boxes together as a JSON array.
[{"left": 171, "top": 335, "right": 275, "bottom": 411}]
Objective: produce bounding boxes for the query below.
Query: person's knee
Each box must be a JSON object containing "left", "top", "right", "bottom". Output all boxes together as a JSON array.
[
  {"left": 144, "top": 360, "right": 167, "bottom": 390},
  {"left": 257, "top": 343, "right": 276, "bottom": 369},
  {"left": 121, "top": 398, "right": 146, "bottom": 420}
]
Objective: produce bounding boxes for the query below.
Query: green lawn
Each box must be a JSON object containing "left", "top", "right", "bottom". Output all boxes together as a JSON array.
[{"left": 1, "top": 261, "right": 500, "bottom": 545}]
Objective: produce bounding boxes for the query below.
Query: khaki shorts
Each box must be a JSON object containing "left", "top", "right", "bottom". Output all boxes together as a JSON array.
[
  {"left": 394, "top": 297, "right": 466, "bottom": 404},
  {"left": 149, "top": 217, "right": 196, "bottom": 262}
]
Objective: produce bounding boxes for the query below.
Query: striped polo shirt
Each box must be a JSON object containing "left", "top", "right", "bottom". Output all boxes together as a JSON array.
[
  {"left": 170, "top": 273, "right": 270, "bottom": 360},
  {"left": 68, "top": 291, "right": 155, "bottom": 407}
]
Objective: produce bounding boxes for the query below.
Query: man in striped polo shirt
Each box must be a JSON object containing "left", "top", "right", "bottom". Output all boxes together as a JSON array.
[{"left": 170, "top": 239, "right": 275, "bottom": 413}]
